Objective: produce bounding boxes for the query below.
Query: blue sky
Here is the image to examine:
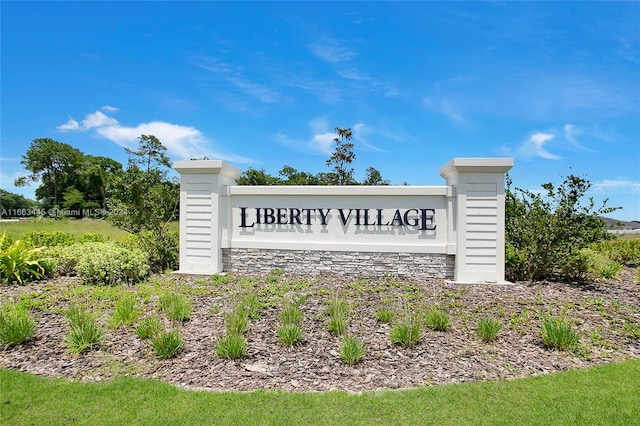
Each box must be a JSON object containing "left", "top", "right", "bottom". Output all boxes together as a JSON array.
[{"left": 1, "top": 1, "right": 639, "bottom": 221}]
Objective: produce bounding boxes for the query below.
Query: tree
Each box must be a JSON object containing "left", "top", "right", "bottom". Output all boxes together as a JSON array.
[
  {"left": 0, "top": 190, "right": 39, "bottom": 217},
  {"left": 124, "top": 134, "right": 171, "bottom": 173},
  {"left": 236, "top": 168, "right": 281, "bottom": 185},
  {"left": 362, "top": 167, "right": 390, "bottom": 186},
  {"left": 326, "top": 127, "right": 356, "bottom": 185},
  {"left": 279, "top": 165, "right": 321, "bottom": 185},
  {"left": 15, "top": 138, "right": 84, "bottom": 209},
  {"left": 78, "top": 155, "right": 122, "bottom": 210},
  {"left": 107, "top": 135, "right": 179, "bottom": 271}
]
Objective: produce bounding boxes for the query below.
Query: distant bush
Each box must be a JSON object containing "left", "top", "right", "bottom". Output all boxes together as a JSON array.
[
  {"left": 23, "top": 231, "right": 75, "bottom": 248},
  {"left": 506, "top": 174, "right": 618, "bottom": 281},
  {"left": 77, "top": 233, "right": 106, "bottom": 243},
  {"left": 590, "top": 238, "right": 640, "bottom": 267}
]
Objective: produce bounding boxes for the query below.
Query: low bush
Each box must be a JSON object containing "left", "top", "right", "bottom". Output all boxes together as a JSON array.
[
  {"left": 581, "top": 248, "right": 623, "bottom": 280},
  {"left": 0, "top": 303, "right": 36, "bottom": 346},
  {"left": 77, "top": 233, "right": 106, "bottom": 243},
  {"left": 340, "top": 335, "right": 365, "bottom": 366},
  {"left": 150, "top": 329, "right": 183, "bottom": 359},
  {"left": 477, "top": 317, "right": 503, "bottom": 343},
  {"left": 591, "top": 238, "right": 640, "bottom": 266},
  {"left": 541, "top": 316, "right": 580, "bottom": 350},
  {"left": 49, "top": 242, "right": 149, "bottom": 285}
]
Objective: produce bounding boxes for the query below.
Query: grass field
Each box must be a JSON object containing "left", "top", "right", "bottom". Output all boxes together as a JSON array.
[
  {"left": 2, "top": 359, "right": 639, "bottom": 425},
  {"left": 0, "top": 218, "right": 129, "bottom": 241}
]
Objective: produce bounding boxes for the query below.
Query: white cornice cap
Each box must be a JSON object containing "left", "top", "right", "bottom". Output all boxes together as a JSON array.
[{"left": 440, "top": 157, "right": 514, "bottom": 179}]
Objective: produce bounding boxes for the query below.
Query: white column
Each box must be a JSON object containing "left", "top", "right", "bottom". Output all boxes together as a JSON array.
[
  {"left": 173, "top": 160, "right": 241, "bottom": 274},
  {"left": 440, "top": 158, "right": 513, "bottom": 284}
]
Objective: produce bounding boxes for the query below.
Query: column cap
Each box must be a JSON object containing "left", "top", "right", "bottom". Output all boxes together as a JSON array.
[
  {"left": 440, "top": 157, "right": 513, "bottom": 179},
  {"left": 174, "top": 160, "right": 242, "bottom": 179}
]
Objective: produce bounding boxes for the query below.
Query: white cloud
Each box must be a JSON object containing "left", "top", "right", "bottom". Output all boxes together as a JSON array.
[
  {"left": 57, "top": 108, "right": 253, "bottom": 163},
  {"left": 56, "top": 118, "right": 80, "bottom": 131},
  {"left": 102, "top": 105, "right": 119, "bottom": 112},
  {"left": 517, "top": 132, "right": 561, "bottom": 160},
  {"left": 82, "top": 111, "right": 119, "bottom": 129},
  {"left": 308, "top": 37, "right": 356, "bottom": 63}
]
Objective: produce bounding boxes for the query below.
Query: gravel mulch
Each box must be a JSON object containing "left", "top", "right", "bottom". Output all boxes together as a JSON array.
[{"left": 1, "top": 268, "right": 638, "bottom": 392}]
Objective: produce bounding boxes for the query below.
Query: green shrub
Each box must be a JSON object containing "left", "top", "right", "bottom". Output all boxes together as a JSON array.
[
  {"left": 277, "top": 323, "right": 305, "bottom": 346},
  {"left": 477, "top": 317, "right": 503, "bottom": 343},
  {"left": 215, "top": 334, "right": 247, "bottom": 359},
  {"left": 591, "top": 238, "right": 640, "bottom": 266},
  {"left": 78, "top": 232, "right": 105, "bottom": 243},
  {"left": 150, "top": 329, "right": 183, "bottom": 359},
  {"left": 158, "top": 293, "right": 191, "bottom": 323},
  {"left": 505, "top": 174, "right": 617, "bottom": 281},
  {"left": 65, "top": 305, "right": 102, "bottom": 354},
  {"left": 390, "top": 316, "right": 421, "bottom": 347},
  {"left": 340, "top": 335, "right": 365, "bottom": 366},
  {"left": 75, "top": 242, "right": 149, "bottom": 285},
  {"left": 136, "top": 315, "right": 164, "bottom": 339},
  {"left": 0, "top": 303, "right": 36, "bottom": 346},
  {"left": 22, "top": 231, "right": 75, "bottom": 248},
  {"left": 586, "top": 249, "right": 623, "bottom": 280},
  {"left": 541, "top": 316, "right": 580, "bottom": 350},
  {"left": 425, "top": 308, "right": 451, "bottom": 331},
  {"left": 0, "top": 236, "right": 52, "bottom": 284},
  {"left": 110, "top": 294, "right": 139, "bottom": 328}
]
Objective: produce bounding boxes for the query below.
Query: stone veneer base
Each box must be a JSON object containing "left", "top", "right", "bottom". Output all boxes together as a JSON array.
[{"left": 222, "top": 248, "right": 454, "bottom": 279}]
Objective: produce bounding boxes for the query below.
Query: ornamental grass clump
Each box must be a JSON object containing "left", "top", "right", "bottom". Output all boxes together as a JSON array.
[
  {"left": 150, "top": 329, "right": 183, "bottom": 359},
  {"left": 135, "top": 315, "right": 164, "bottom": 340},
  {"left": 215, "top": 334, "right": 248, "bottom": 359},
  {"left": 477, "top": 317, "right": 503, "bottom": 343},
  {"left": 375, "top": 306, "right": 394, "bottom": 324},
  {"left": 110, "top": 294, "right": 139, "bottom": 328},
  {"left": 327, "top": 298, "right": 349, "bottom": 336},
  {"left": 0, "top": 303, "right": 36, "bottom": 346},
  {"left": 159, "top": 292, "right": 191, "bottom": 323},
  {"left": 340, "top": 335, "right": 365, "bottom": 366},
  {"left": 541, "top": 316, "right": 580, "bottom": 350},
  {"left": 277, "top": 303, "right": 304, "bottom": 346},
  {"left": 390, "top": 315, "right": 421, "bottom": 348},
  {"left": 64, "top": 305, "right": 102, "bottom": 355},
  {"left": 425, "top": 308, "right": 451, "bottom": 331},
  {"left": 225, "top": 308, "right": 249, "bottom": 336}
]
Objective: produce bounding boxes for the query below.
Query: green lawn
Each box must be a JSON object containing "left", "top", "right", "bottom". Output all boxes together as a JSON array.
[
  {"left": 2, "top": 359, "right": 638, "bottom": 425},
  {"left": 0, "top": 218, "right": 129, "bottom": 241}
]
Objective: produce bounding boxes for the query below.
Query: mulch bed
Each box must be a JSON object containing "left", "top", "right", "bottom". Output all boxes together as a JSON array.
[{"left": 1, "top": 268, "right": 638, "bottom": 392}]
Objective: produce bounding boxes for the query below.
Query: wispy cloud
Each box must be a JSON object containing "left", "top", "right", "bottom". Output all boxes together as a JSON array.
[
  {"left": 423, "top": 96, "right": 467, "bottom": 126},
  {"left": 308, "top": 36, "right": 357, "bottom": 63},
  {"left": 563, "top": 124, "right": 595, "bottom": 152},
  {"left": 517, "top": 132, "right": 562, "bottom": 160},
  {"left": 591, "top": 179, "right": 640, "bottom": 194},
  {"left": 102, "top": 105, "right": 119, "bottom": 112},
  {"left": 56, "top": 109, "right": 253, "bottom": 163}
]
